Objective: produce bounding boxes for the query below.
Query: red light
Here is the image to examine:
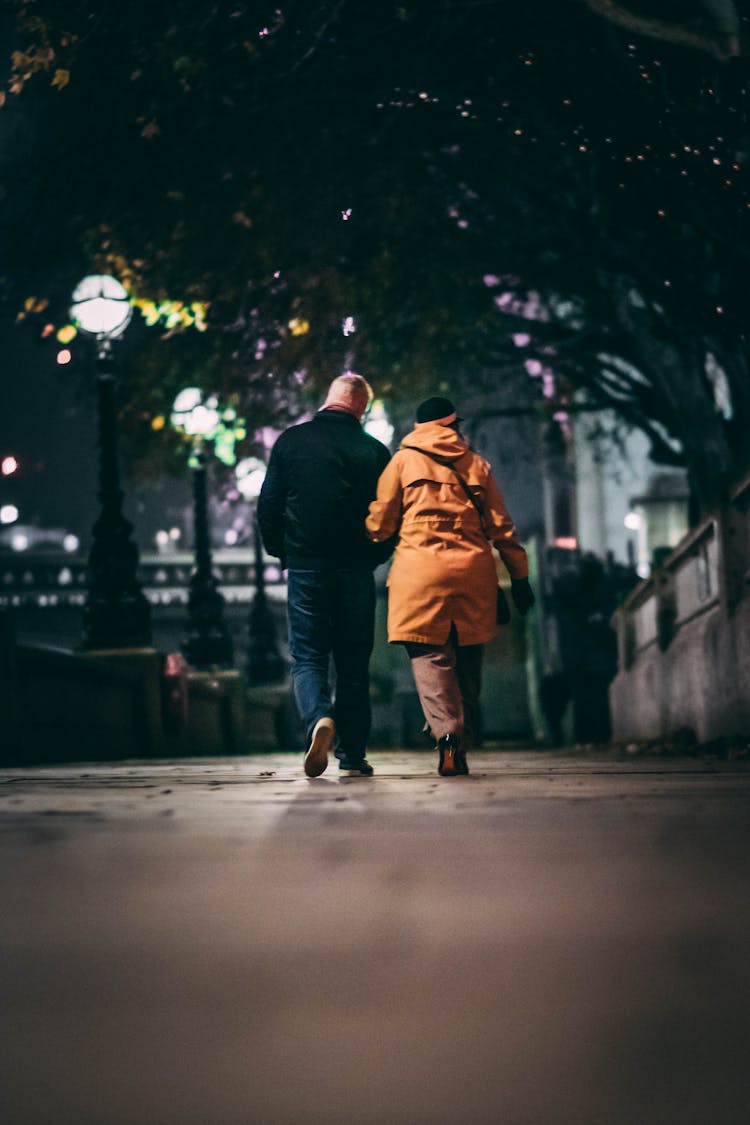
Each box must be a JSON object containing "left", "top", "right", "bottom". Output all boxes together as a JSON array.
[
  {"left": 554, "top": 537, "right": 578, "bottom": 550},
  {"left": 56, "top": 349, "right": 72, "bottom": 365},
  {"left": 1, "top": 455, "right": 18, "bottom": 476}
]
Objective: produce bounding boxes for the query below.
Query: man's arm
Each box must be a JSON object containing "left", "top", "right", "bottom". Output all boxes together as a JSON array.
[
  {"left": 257, "top": 440, "right": 287, "bottom": 561},
  {"left": 484, "top": 470, "right": 535, "bottom": 615}
]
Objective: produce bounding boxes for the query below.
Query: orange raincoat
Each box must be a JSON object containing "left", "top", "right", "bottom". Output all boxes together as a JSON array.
[{"left": 366, "top": 422, "right": 529, "bottom": 646}]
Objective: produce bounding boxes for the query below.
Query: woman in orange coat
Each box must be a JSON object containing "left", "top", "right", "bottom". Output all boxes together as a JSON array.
[{"left": 366, "top": 397, "right": 535, "bottom": 776}]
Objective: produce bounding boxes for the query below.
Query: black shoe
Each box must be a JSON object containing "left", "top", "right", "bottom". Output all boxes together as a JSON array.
[
  {"left": 455, "top": 749, "right": 470, "bottom": 776},
  {"left": 339, "top": 758, "right": 374, "bottom": 777},
  {"left": 437, "top": 734, "right": 461, "bottom": 777}
]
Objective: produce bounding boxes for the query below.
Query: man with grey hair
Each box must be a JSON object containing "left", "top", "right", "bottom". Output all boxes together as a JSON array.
[{"left": 258, "top": 374, "right": 394, "bottom": 776}]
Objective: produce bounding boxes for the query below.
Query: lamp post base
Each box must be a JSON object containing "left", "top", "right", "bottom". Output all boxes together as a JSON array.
[
  {"left": 247, "top": 513, "right": 284, "bottom": 684},
  {"left": 83, "top": 591, "right": 152, "bottom": 651},
  {"left": 182, "top": 453, "right": 234, "bottom": 670},
  {"left": 247, "top": 598, "right": 285, "bottom": 684},
  {"left": 182, "top": 592, "right": 235, "bottom": 670}
]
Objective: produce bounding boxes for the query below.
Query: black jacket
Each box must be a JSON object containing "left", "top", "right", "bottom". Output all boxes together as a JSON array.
[{"left": 257, "top": 409, "right": 394, "bottom": 570}]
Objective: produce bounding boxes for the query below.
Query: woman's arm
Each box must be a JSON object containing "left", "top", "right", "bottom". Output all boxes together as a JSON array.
[
  {"left": 366, "top": 456, "right": 404, "bottom": 543},
  {"left": 484, "top": 472, "right": 529, "bottom": 581}
]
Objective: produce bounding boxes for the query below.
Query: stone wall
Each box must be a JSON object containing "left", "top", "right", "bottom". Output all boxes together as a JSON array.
[
  {"left": 610, "top": 471, "right": 750, "bottom": 742},
  {"left": 0, "top": 627, "right": 250, "bottom": 766}
]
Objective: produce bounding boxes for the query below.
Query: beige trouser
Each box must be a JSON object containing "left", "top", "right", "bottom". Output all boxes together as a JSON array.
[{"left": 405, "top": 627, "right": 483, "bottom": 746}]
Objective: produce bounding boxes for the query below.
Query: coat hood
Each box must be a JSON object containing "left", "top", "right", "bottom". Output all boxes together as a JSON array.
[{"left": 400, "top": 421, "right": 469, "bottom": 460}]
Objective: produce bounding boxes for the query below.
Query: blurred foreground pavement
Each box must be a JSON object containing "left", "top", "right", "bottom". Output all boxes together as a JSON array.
[{"left": 1, "top": 749, "right": 749, "bottom": 1125}]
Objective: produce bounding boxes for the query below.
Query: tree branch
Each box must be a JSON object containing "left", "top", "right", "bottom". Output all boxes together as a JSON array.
[{"left": 578, "top": 0, "right": 743, "bottom": 59}]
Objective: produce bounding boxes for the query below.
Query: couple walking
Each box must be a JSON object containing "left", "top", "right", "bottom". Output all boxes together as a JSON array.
[{"left": 258, "top": 373, "right": 534, "bottom": 779}]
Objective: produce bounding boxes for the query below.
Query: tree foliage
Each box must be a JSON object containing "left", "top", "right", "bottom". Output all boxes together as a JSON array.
[{"left": 3, "top": 1, "right": 750, "bottom": 509}]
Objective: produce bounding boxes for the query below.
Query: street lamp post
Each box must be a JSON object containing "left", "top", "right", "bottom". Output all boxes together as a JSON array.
[
  {"left": 235, "top": 458, "right": 284, "bottom": 684},
  {"left": 171, "top": 389, "right": 234, "bottom": 669},
  {"left": 247, "top": 511, "right": 285, "bottom": 684},
  {"left": 70, "top": 275, "right": 151, "bottom": 649}
]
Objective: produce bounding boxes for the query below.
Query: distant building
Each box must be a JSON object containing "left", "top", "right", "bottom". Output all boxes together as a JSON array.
[{"left": 574, "top": 409, "right": 689, "bottom": 576}]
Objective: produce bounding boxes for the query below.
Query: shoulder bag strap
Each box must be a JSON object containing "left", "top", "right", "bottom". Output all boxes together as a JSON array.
[{"left": 401, "top": 445, "right": 489, "bottom": 537}]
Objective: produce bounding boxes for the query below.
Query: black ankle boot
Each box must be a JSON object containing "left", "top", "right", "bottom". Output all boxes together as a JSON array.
[
  {"left": 437, "top": 733, "right": 461, "bottom": 777},
  {"left": 455, "top": 748, "right": 470, "bottom": 776}
]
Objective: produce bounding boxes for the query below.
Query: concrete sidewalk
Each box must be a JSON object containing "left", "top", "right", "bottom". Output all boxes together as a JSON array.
[{"left": 1, "top": 749, "right": 749, "bottom": 1125}]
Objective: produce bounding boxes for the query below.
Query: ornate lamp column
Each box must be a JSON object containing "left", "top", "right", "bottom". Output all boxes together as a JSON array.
[
  {"left": 70, "top": 275, "right": 151, "bottom": 649},
  {"left": 171, "top": 389, "right": 234, "bottom": 669}
]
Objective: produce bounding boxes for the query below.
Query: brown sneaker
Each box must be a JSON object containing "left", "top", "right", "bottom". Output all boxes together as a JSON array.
[{"left": 304, "top": 717, "right": 335, "bottom": 777}]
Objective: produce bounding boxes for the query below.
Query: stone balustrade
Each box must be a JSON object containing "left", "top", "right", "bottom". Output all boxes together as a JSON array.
[
  {"left": 0, "top": 549, "right": 285, "bottom": 609},
  {"left": 610, "top": 470, "right": 750, "bottom": 742}
]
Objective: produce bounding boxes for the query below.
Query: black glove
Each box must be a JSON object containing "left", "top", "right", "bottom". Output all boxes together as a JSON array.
[{"left": 511, "top": 578, "right": 536, "bottom": 616}]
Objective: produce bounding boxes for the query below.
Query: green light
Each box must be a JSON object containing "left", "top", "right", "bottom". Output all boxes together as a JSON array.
[{"left": 168, "top": 387, "right": 246, "bottom": 466}]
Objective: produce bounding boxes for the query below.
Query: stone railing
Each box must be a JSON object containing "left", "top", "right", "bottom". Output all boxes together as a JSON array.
[
  {"left": 610, "top": 470, "right": 750, "bottom": 742},
  {"left": 0, "top": 549, "right": 285, "bottom": 610},
  {"left": 0, "top": 546, "right": 289, "bottom": 765},
  {"left": 0, "top": 622, "right": 257, "bottom": 767}
]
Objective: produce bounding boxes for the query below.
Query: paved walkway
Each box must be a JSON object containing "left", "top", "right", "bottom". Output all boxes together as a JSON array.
[{"left": 1, "top": 749, "right": 749, "bottom": 1125}]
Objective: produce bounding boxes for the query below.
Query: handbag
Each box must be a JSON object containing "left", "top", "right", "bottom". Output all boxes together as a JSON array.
[
  {"left": 402, "top": 445, "right": 511, "bottom": 625},
  {"left": 496, "top": 586, "right": 511, "bottom": 625}
]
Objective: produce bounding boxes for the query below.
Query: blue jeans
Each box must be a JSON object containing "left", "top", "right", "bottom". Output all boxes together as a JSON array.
[{"left": 287, "top": 568, "right": 376, "bottom": 764}]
